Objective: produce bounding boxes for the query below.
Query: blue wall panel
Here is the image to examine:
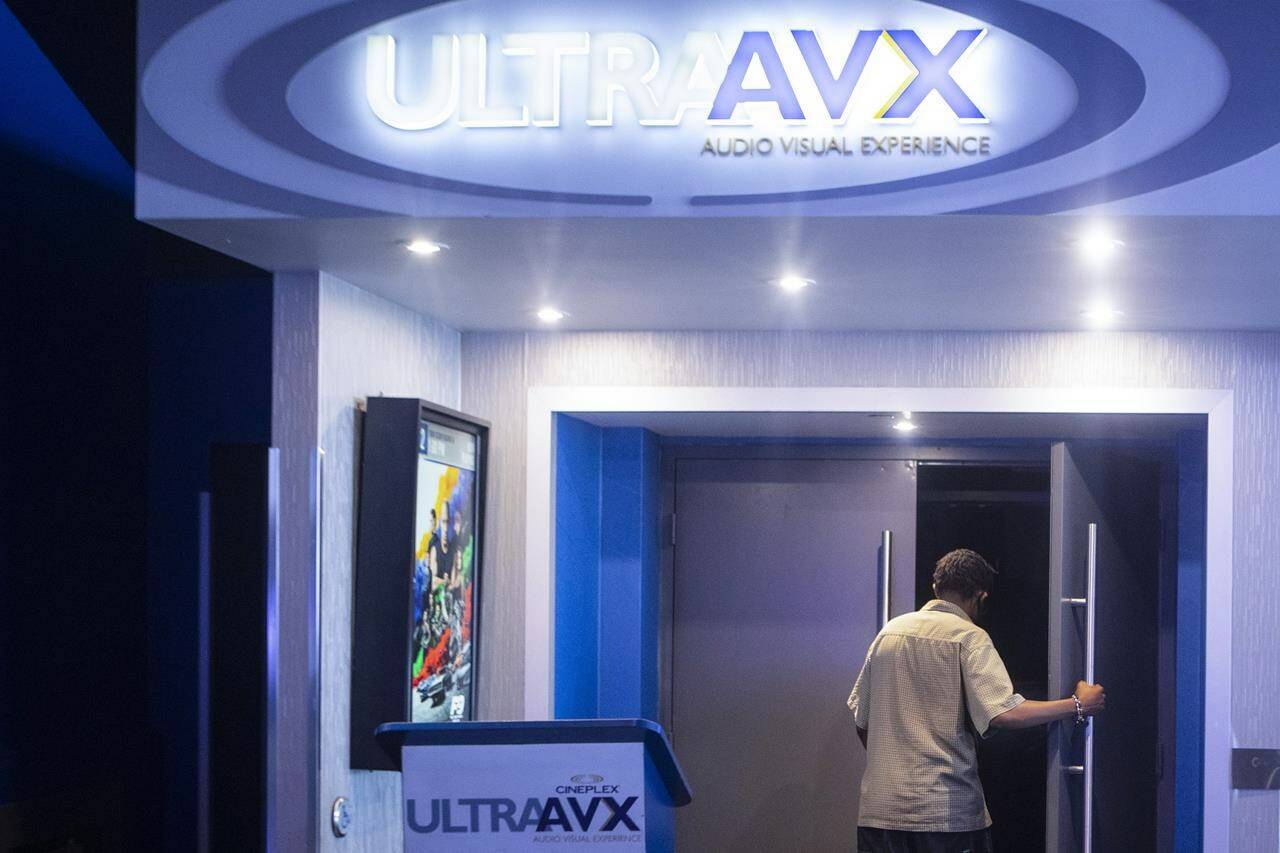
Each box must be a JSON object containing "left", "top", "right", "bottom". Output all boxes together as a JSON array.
[
  {"left": 554, "top": 415, "right": 601, "bottom": 718},
  {"left": 638, "top": 429, "right": 662, "bottom": 721},
  {"left": 599, "top": 429, "right": 641, "bottom": 717},
  {"left": 1175, "top": 429, "right": 1207, "bottom": 851},
  {"left": 554, "top": 422, "right": 662, "bottom": 720},
  {"left": 599, "top": 429, "right": 662, "bottom": 719}
]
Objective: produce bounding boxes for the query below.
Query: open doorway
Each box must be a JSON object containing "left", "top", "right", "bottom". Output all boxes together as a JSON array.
[
  {"left": 915, "top": 462, "right": 1052, "bottom": 853},
  {"left": 643, "top": 414, "right": 1201, "bottom": 852},
  {"left": 911, "top": 448, "right": 1179, "bottom": 852},
  {"left": 531, "top": 389, "right": 1230, "bottom": 850}
]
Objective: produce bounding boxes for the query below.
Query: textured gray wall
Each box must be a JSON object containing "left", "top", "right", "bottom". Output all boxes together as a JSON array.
[
  {"left": 460, "top": 330, "right": 1280, "bottom": 852},
  {"left": 271, "top": 272, "right": 321, "bottom": 850},
  {"left": 316, "top": 272, "right": 461, "bottom": 853}
]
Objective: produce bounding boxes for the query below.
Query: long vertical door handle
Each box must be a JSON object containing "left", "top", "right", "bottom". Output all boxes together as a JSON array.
[
  {"left": 1083, "top": 522, "right": 1097, "bottom": 853},
  {"left": 878, "top": 530, "right": 892, "bottom": 629},
  {"left": 1061, "top": 522, "right": 1098, "bottom": 850}
]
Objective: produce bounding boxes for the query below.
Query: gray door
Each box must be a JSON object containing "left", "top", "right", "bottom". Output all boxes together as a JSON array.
[
  {"left": 1047, "top": 444, "right": 1160, "bottom": 853},
  {"left": 672, "top": 457, "right": 916, "bottom": 852}
]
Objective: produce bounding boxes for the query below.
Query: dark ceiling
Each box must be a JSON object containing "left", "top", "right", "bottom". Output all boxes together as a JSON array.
[
  {"left": 6, "top": 0, "right": 137, "bottom": 163},
  {"left": 4, "top": 0, "right": 268, "bottom": 279}
]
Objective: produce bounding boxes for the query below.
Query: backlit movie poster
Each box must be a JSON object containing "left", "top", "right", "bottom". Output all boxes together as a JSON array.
[{"left": 410, "top": 422, "right": 477, "bottom": 722}]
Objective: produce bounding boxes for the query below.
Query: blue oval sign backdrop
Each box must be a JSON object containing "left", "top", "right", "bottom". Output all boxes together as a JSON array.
[
  {"left": 138, "top": 0, "right": 1269, "bottom": 217},
  {"left": 286, "top": 0, "right": 1075, "bottom": 204}
]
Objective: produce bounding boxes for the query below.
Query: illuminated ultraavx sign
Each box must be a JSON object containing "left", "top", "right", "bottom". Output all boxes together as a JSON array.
[
  {"left": 366, "top": 28, "right": 989, "bottom": 131},
  {"left": 279, "top": 0, "right": 1078, "bottom": 202}
]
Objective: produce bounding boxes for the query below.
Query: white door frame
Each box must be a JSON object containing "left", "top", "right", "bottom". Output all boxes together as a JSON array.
[{"left": 525, "top": 386, "right": 1233, "bottom": 848}]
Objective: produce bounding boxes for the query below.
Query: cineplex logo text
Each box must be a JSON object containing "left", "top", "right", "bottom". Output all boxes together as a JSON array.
[
  {"left": 406, "top": 796, "right": 640, "bottom": 835},
  {"left": 367, "top": 29, "right": 988, "bottom": 129}
]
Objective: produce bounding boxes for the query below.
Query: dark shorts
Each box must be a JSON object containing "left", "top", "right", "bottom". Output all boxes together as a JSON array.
[{"left": 857, "top": 826, "right": 994, "bottom": 853}]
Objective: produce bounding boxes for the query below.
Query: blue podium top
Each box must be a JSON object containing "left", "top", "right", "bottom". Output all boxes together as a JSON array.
[{"left": 375, "top": 718, "right": 691, "bottom": 806}]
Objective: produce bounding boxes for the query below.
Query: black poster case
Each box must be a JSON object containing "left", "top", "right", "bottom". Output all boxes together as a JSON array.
[{"left": 350, "top": 397, "right": 490, "bottom": 771}]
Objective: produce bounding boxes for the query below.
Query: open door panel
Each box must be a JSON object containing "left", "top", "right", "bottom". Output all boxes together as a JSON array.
[{"left": 1047, "top": 443, "right": 1161, "bottom": 853}]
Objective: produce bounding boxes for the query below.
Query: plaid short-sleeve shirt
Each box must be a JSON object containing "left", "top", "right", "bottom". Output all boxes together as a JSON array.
[{"left": 847, "top": 599, "right": 1025, "bottom": 833}]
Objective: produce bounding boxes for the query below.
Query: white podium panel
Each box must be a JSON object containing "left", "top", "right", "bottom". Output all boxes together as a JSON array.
[{"left": 401, "top": 742, "right": 646, "bottom": 851}]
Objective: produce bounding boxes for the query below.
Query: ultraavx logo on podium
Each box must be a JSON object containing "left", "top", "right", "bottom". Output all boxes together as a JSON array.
[{"left": 401, "top": 742, "right": 646, "bottom": 851}]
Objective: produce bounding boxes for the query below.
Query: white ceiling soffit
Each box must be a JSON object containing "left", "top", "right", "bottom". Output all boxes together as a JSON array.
[{"left": 156, "top": 215, "right": 1280, "bottom": 331}]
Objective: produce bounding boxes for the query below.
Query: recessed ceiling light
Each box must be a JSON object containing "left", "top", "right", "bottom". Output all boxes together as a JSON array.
[
  {"left": 778, "top": 276, "right": 814, "bottom": 293},
  {"left": 404, "top": 238, "right": 447, "bottom": 256},
  {"left": 536, "top": 307, "right": 566, "bottom": 323},
  {"left": 1082, "top": 300, "right": 1123, "bottom": 328},
  {"left": 1077, "top": 228, "right": 1124, "bottom": 264},
  {"left": 892, "top": 419, "right": 919, "bottom": 433}
]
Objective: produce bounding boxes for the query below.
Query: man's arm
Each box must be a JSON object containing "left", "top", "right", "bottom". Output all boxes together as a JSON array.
[
  {"left": 990, "top": 681, "right": 1105, "bottom": 730},
  {"left": 988, "top": 698, "right": 1075, "bottom": 730}
]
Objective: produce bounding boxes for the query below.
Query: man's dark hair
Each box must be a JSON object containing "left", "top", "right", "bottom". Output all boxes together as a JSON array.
[{"left": 932, "top": 548, "right": 997, "bottom": 600}]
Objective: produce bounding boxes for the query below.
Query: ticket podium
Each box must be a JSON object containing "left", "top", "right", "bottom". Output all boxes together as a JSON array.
[{"left": 375, "top": 719, "right": 691, "bottom": 852}]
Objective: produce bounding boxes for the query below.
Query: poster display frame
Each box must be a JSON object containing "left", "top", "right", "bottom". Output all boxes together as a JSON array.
[{"left": 350, "top": 396, "right": 490, "bottom": 770}]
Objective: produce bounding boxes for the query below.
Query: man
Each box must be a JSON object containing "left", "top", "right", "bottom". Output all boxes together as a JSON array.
[{"left": 848, "top": 548, "right": 1105, "bottom": 853}]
